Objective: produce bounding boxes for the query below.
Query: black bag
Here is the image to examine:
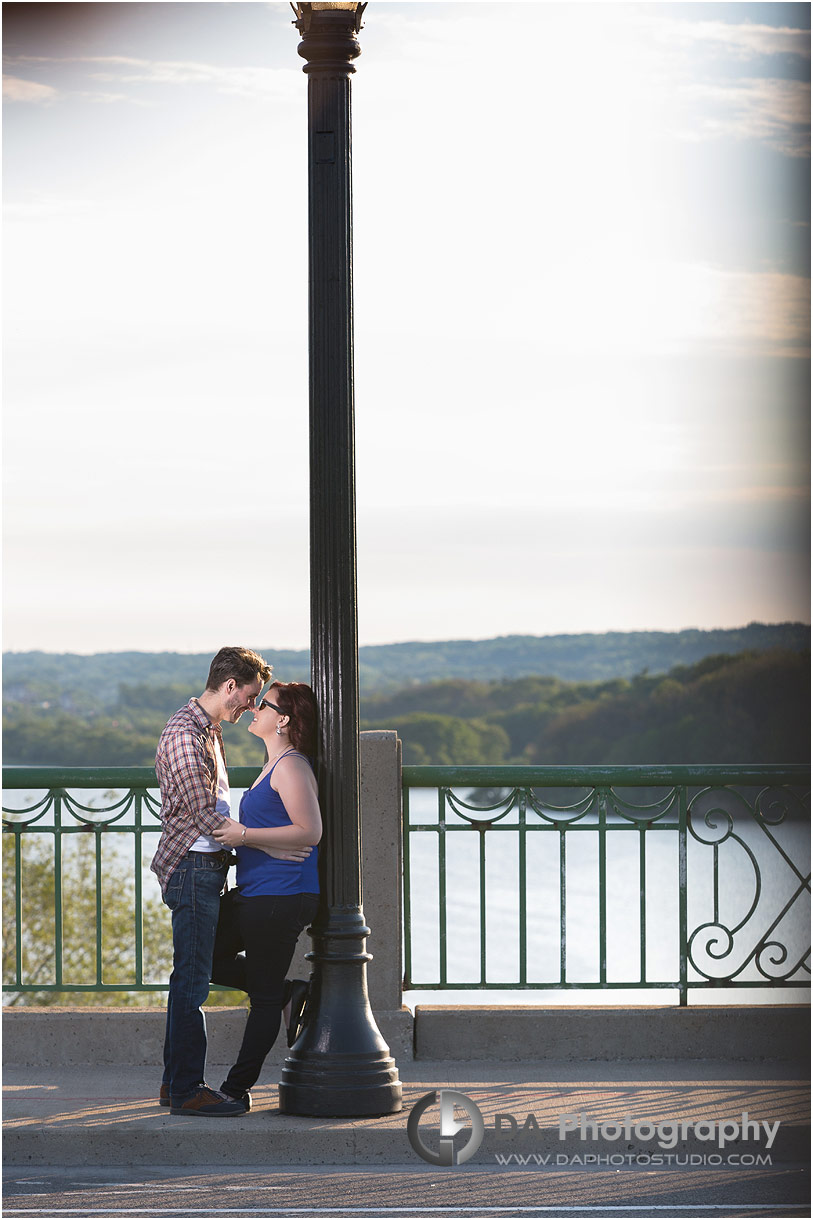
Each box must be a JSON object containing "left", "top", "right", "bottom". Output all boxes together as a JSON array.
[{"left": 211, "top": 881, "right": 245, "bottom": 987}]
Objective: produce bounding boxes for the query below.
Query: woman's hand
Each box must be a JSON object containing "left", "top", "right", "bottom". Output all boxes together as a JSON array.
[
  {"left": 261, "top": 846, "right": 312, "bottom": 862},
  {"left": 212, "top": 819, "right": 312, "bottom": 861},
  {"left": 211, "top": 818, "right": 243, "bottom": 848}
]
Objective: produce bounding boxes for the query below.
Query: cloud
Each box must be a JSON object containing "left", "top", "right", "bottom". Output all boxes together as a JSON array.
[
  {"left": 4, "top": 197, "right": 99, "bottom": 222},
  {"left": 682, "top": 78, "right": 810, "bottom": 158},
  {"left": 705, "top": 268, "right": 810, "bottom": 354},
  {"left": 640, "top": 15, "right": 810, "bottom": 157},
  {"left": 670, "top": 20, "right": 810, "bottom": 61},
  {"left": 367, "top": 9, "right": 809, "bottom": 162},
  {"left": 404, "top": 255, "right": 811, "bottom": 360},
  {"left": 6, "top": 14, "right": 809, "bottom": 159},
  {"left": 7, "top": 54, "right": 300, "bottom": 103},
  {"left": 2, "top": 75, "right": 57, "bottom": 103},
  {"left": 75, "top": 91, "right": 141, "bottom": 106}
]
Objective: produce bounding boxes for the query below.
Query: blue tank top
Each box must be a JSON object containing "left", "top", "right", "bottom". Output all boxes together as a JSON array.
[{"left": 236, "top": 751, "right": 320, "bottom": 897}]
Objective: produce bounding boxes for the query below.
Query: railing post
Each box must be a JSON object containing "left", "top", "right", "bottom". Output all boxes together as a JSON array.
[
  {"left": 402, "top": 778, "right": 413, "bottom": 992},
  {"left": 679, "top": 785, "right": 688, "bottom": 1006},
  {"left": 598, "top": 788, "right": 608, "bottom": 987},
  {"left": 53, "top": 794, "right": 62, "bottom": 988},
  {"left": 438, "top": 787, "right": 448, "bottom": 987},
  {"left": 134, "top": 792, "right": 143, "bottom": 987},
  {"left": 13, "top": 827, "right": 23, "bottom": 991},
  {"left": 518, "top": 788, "right": 527, "bottom": 988},
  {"left": 559, "top": 826, "right": 567, "bottom": 985},
  {"left": 359, "top": 732, "right": 412, "bottom": 1055},
  {"left": 638, "top": 823, "right": 647, "bottom": 984},
  {"left": 95, "top": 825, "right": 103, "bottom": 986}
]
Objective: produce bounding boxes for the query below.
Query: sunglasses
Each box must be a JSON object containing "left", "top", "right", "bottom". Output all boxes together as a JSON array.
[{"left": 258, "top": 698, "right": 285, "bottom": 714}]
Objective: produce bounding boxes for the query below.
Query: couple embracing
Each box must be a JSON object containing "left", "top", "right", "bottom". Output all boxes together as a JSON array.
[{"left": 150, "top": 646, "right": 320, "bottom": 1117}]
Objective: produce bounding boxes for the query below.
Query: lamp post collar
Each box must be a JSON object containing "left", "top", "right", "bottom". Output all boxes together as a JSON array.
[{"left": 292, "top": 2, "right": 365, "bottom": 76}]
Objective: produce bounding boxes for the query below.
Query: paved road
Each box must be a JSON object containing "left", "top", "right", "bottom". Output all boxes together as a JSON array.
[{"left": 3, "top": 1163, "right": 809, "bottom": 1219}]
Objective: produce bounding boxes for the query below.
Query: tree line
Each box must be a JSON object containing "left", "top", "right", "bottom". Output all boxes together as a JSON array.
[
  {"left": 4, "top": 622, "right": 808, "bottom": 700},
  {"left": 3, "top": 648, "right": 809, "bottom": 767}
]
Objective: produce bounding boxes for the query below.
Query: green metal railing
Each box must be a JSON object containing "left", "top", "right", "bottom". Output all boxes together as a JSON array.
[
  {"left": 402, "top": 765, "right": 810, "bottom": 1006},
  {"left": 2, "top": 766, "right": 260, "bottom": 996},
  {"left": 3, "top": 764, "right": 810, "bottom": 1006}
]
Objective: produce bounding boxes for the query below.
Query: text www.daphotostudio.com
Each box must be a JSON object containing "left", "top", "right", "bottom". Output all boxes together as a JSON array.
[{"left": 406, "top": 1090, "right": 779, "bottom": 1169}]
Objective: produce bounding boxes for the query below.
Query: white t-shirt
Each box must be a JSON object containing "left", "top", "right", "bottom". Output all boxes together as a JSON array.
[{"left": 190, "top": 736, "right": 231, "bottom": 851}]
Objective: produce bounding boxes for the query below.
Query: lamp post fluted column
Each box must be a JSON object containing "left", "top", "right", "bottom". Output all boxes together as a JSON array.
[{"left": 278, "top": 1, "right": 402, "bottom": 1118}]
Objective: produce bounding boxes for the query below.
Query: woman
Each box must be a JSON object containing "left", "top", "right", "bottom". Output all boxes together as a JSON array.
[{"left": 210, "top": 681, "right": 321, "bottom": 1109}]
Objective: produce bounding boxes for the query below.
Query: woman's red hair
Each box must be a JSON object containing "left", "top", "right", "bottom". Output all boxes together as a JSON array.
[{"left": 269, "top": 681, "right": 318, "bottom": 757}]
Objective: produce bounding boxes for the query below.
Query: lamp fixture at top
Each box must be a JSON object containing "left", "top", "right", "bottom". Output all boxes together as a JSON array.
[{"left": 291, "top": 2, "right": 367, "bottom": 34}]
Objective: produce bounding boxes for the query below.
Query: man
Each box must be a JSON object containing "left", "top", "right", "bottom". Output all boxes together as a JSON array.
[{"left": 152, "top": 645, "right": 271, "bottom": 1117}]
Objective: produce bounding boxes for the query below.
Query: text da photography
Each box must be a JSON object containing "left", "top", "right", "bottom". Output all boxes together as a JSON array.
[{"left": 406, "top": 1089, "right": 782, "bottom": 1168}]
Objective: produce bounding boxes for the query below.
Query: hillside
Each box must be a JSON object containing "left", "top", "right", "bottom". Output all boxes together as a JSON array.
[
  {"left": 3, "top": 622, "right": 808, "bottom": 702},
  {"left": 3, "top": 647, "right": 808, "bottom": 768},
  {"left": 360, "top": 649, "right": 809, "bottom": 766}
]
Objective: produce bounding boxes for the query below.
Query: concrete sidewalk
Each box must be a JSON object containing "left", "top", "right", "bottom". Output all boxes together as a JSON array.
[{"left": 3, "top": 1059, "right": 809, "bottom": 1168}]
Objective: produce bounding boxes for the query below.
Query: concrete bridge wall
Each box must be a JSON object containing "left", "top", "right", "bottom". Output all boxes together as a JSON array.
[{"left": 3, "top": 1004, "right": 808, "bottom": 1067}]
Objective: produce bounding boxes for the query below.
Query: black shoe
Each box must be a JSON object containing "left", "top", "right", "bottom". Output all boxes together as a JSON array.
[
  {"left": 170, "top": 1085, "right": 246, "bottom": 1117},
  {"left": 286, "top": 978, "right": 310, "bottom": 1047},
  {"left": 220, "top": 1081, "right": 252, "bottom": 1112}
]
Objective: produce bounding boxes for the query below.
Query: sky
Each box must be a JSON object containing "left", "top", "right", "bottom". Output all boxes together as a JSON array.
[{"left": 3, "top": 0, "right": 810, "bottom": 655}]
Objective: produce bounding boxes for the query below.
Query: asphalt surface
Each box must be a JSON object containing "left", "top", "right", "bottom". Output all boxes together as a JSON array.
[
  {"left": 2, "top": 1162, "right": 810, "bottom": 1219},
  {"left": 4, "top": 1058, "right": 808, "bottom": 1219}
]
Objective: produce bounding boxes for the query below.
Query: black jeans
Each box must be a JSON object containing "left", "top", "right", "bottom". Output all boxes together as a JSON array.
[{"left": 211, "top": 890, "right": 319, "bottom": 1095}]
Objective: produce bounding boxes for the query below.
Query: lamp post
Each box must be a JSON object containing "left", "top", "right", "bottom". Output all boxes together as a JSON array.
[{"left": 278, "top": 1, "right": 402, "bottom": 1118}]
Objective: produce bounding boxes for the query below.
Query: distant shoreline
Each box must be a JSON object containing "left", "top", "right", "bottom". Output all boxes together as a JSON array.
[{"left": 3, "top": 623, "right": 809, "bottom": 694}]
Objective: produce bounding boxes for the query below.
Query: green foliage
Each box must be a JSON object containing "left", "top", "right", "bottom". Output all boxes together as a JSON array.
[
  {"left": 2, "top": 709, "right": 161, "bottom": 766},
  {"left": 532, "top": 650, "right": 810, "bottom": 764},
  {"left": 2, "top": 832, "right": 248, "bottom": 1009},
  {"left": 117, "top": 683, "right": 192, "bottom": 714},
  {"left": 3, "top": 650, "right": 310, "bottom": 708},
  {"left": 4, "top": 624, "right": 808, "bottom": 703},
  {"left": 362, "top": 650, "right": 809, "bottom": 765},
  {"left": 2, "top": 832, "right": 173, "bottom": 1007},
  {"left": 376, "top": 713, "right": 510, "bottom": 765},
  {"left": 3, "top": 635, "right": 809, "bottom": 768},
  {"left": 2, "top": 701, "right": 267, "bottom": 769}
]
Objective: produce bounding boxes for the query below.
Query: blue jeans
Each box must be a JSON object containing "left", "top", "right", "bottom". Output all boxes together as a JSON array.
[{"left": 161, "top": 851, "right": 230, "bottom": 1099}]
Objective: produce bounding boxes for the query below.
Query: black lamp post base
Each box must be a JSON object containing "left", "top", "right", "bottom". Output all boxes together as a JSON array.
[
  {"left": 279, "top": 1053, "right": 402, "bottom": 1117},
  {"left": 277, "top": 912, "right": 403, "bottom": 1116}
]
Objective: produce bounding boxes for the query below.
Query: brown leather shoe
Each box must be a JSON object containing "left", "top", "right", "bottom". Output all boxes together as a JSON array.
[
  {"left": 170, "top": 1085, "right": 246, "bottom": 1117},
  {"left": 159, "top": 1083, "right": 170, "bottom": 1107}
]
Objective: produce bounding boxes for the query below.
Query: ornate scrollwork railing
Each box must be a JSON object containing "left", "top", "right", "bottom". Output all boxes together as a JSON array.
[
  {"left": 402, "top": 765, "right": 810, "bottom": 1005},
  {"left": 3, "top": 764, "right": 809, "bottom": 1004}
]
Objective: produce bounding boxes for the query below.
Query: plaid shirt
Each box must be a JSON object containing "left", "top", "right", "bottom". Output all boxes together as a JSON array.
[{"left": 150, "top": 699, "right": 231, "bottom": 893}]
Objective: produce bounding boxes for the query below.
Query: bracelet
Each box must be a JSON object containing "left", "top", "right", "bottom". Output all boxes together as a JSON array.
[{"left": 240, "top": 826, "right": 246, "bottom": 844}]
